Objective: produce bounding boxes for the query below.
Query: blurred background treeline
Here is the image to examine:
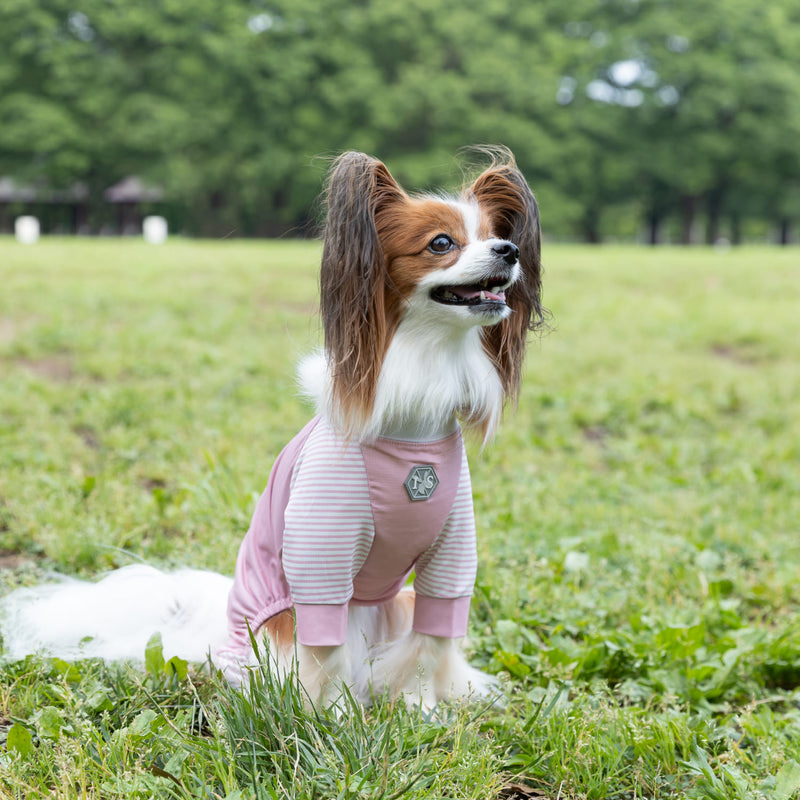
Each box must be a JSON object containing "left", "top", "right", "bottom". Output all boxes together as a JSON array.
[{"left": 1, "top": 0, "right": 799, "bottom": 243}]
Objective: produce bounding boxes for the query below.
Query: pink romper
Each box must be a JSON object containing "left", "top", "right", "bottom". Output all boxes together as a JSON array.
[{"left": 218, "top": 415, "right": 477, "bottom": 669}]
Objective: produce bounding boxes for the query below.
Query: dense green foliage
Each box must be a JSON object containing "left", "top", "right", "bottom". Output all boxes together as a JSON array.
[
  {"left": 1, "top": 0, "right": 799, "bottom": 241},
  {"left": 1, "top": 239, "right": 799, "bottom": 797}
]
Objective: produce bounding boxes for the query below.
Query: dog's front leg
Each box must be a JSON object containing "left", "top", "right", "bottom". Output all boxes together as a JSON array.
[
  {"left": 297, "top": 642, "right": 352, "bottom": 708},
  {"left": 371, "top": 631, "right": 497, "bottom": 711},
  {"left": 369, "top": 632, "right": 448, "bottom": 711}
]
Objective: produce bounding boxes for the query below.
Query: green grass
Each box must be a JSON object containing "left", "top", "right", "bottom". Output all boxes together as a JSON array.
[{"left": 1, "top": 237, "right": 799, "bottom": 798}]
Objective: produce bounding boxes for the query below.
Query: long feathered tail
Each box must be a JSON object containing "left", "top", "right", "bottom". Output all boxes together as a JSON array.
[{"left": 0, "top": 565, "right": 233, "bottom": 663}]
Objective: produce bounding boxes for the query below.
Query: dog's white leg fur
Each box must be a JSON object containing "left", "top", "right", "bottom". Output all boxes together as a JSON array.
[
  {"left": 430, "top": 637, "right": 499, "bottom": 702},
  {"left": 346, "top": 589, "right": 497, "bottom": 710},
  {"left": 365, "top": 631, "right": 497, "bottom": 710},
  {"left": 297, "top": 643, "right": 352, "bottom": 708}
]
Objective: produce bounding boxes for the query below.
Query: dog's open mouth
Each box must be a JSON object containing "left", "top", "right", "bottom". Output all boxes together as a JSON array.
[{"left": 430, "top": 277, "right": 509, "bottom": 307}]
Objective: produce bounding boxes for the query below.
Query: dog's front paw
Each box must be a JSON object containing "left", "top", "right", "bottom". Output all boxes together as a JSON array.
[
  {"left": 396, "top": 673, "right": 438, "bottom": 714},
  {"left": 436, "top": 659, "right": 500, "bottom": 703}
]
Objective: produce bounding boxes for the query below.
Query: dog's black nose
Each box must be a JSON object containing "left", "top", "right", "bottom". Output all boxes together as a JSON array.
[{"left": 492, "top": 241, "right": 520, "bottom": 266}]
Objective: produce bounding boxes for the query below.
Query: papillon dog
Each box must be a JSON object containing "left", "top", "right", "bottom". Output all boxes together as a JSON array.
[{"left": 0, "top": 148, "right": 543, "bottom": 710}]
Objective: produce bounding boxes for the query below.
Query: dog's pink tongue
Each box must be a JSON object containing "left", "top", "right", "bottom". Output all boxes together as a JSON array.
[{"left": 451, "top": 286, "right": 506, "bottom": 302}]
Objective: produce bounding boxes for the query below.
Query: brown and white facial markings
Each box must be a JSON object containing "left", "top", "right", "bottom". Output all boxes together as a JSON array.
[{"left": 376, "top": 196, "right": 521, "bottom": 331}]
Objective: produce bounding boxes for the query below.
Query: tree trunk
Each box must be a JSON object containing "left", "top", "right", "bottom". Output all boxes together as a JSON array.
[
  {"left": 706, "top": 189, "right": 723, "bottom": 245},
  {"left": 779, "top": 218, "right": 790, "bottom": 245},
  {"left": 680, "top": 195, "right": 697, "bottom": 244},
  {"left": 582, "top": 208, "right": 601, "bottom": 244},
  {"left": 646, "top": 210, "right": 659, "bottom": 245}
]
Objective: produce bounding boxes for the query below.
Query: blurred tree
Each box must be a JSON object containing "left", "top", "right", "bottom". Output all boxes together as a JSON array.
[
  {"left": 0, "top": 0, "right": 798, "bottom": 240},
  {"left": 563, "top": 0, "right": 800, "bottom": 243}
]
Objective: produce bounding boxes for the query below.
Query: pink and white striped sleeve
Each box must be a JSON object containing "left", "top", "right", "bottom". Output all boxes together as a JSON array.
[
  {"left": 412, "top": 442, "right": 478, "bottom": 639},
  {"left": 282, "top": 420, "right": 375, "bottom": 646}
]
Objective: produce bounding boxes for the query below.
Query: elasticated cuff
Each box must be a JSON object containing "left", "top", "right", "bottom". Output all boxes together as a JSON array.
[
  {"left": 294, "top": 603, "right": 349, "bottom": 646},
  {"left": 412, "top": 594, "right": 471, "bottom": 639}
]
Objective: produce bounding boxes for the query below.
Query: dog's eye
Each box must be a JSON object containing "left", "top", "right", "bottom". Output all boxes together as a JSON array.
[{"left": 428, "top": 234, "right": 455, "bottom": 253}]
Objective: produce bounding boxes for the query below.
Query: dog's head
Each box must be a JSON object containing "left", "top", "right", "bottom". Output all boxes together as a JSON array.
[{"left": 319, "top": 148, "right": 543, "bottom": 436}]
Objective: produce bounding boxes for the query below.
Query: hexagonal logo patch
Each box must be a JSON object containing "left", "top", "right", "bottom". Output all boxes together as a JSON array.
[{"left": 404, "top": 464, "right": 439, "bottom": 502}]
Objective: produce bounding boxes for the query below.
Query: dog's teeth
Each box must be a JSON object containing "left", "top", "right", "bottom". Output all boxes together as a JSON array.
[{"left": 480, "top": 290, "right": 487, "bottom": 301}]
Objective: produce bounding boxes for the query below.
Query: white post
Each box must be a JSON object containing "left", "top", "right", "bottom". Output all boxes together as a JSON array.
[
  {"left": 143, "top": 215, "right": 168, "bottom": 244},
  {"left": 15, "top": 216, "right": 40, "bottom": 244}
]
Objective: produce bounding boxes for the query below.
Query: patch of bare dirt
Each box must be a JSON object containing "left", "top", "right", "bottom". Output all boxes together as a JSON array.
[
  {"left": 19, "top": 354, "right": 75, "bottom": 382},
  {"left": 710, "top": 342, "right": 765, "bottom": 365},
  {"left": 0, "top": 552, "right": 29, "bottom": 570},
  {"left": 582, "top": 424, "right": 609, "bottom": 443},
  {"left": 73, "top": 424, "right": 102, "bottom": 450}
]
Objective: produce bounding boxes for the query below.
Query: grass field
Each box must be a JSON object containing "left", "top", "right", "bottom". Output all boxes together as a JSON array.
[{"left": 1, "top": 237, "right": 799, "bottom": 799}]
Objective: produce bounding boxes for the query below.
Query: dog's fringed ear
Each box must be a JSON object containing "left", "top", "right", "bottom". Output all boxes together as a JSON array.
[
  {"left": 468, "top": 150, "right": 544, "bottom": 414},
  {"left": 320, "top": 152, "right": 405, "bottom": 435}
]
